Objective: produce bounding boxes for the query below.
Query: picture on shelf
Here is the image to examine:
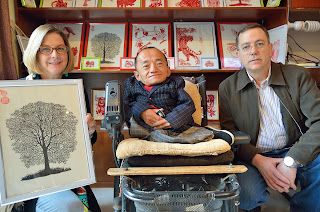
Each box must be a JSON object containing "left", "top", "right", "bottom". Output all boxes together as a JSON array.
[
  {"left": 167, "top": 57, "right": 175, "bottom": 70},
  {"left": 142, "top": 0, "right": 167, "bottom": 7},
  {"left": 206, "top": 90, "right": 219, "bottom": 121},
  {"left": 49, "top": 22, "right": 86, "bottom": 69},
  {"left": 21, "top": 0, "right": 37, "bottom": 8},
  {"left": 99, "top": 0, "right": 140, "bottom": 7},
  {"left": 40, "top": 0, "right": 75, "bottom": 7},
  {"left": 200, "top": 57, "right": 219, "bottom": 70},
  {"left": 120, "top": 57, "right": 135, "bottom": 70},
  {"left": 84, "top": 22, "right": 128, "bottom": 69},
  {"left": 74, "top": 0, "right": 99, "bottom": 7},
  {"left": 268, "top": 24, "right": 288, "bottom": 64},
  {"left": 81, "top": 57, "right": 101, "bottom": 70},
  {"left": 201, "top": 0, "right": 224, "bottom": 7},
  {"left": 217, "top": 22, "right": 254, "bottom": 69},
  {"left": 174, "top": 22, "right": 218, "bottom": 70},
  {"left": 266, "top": 0, "right": 281, "bottom": 7},
  {"left": 167, "top": 0, "right": 201, "bottom": 7},
  {"left": 225, "top": 0, "right": 263, "bottom": 7},
  {"left": 0, "top": 79, "right": 96, "bottom": 205},
  {"left": 91, "top": 89, "right": 106, "bottom": 120},
  {"left": 129, "top": 22, "right": 171, "bottom": 57}
]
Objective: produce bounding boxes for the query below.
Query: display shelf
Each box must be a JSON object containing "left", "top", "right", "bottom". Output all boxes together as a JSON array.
[
  {"left": 289, "top": 8, "right": 320, "bottom": 21},
  {"left": 71, "top": 69, "right": 238, "bottom": 74}
]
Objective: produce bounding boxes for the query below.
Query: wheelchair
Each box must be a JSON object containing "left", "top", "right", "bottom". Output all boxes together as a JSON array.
[{"left": 103, "top": 75, "right": 250, "bottom": 212}]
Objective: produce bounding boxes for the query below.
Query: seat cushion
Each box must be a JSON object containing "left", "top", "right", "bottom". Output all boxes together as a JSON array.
[{"left": 116, "top": 138, "right": 231, "bottom": 159}]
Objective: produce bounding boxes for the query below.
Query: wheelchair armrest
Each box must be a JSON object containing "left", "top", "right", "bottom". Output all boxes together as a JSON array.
[{"left": 230, "top": 131, "right": 251, "bottom": 145}]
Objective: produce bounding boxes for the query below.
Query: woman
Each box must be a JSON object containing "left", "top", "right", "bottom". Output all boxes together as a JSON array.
[{"left": 22, "top": 24, "right": 101, "bottom": 212}]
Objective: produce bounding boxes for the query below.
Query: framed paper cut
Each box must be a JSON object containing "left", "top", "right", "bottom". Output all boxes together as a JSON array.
[
  {"left": 91, "top": 89, "right": 106, "bottom": 120},
  {"left": 40, "top": 0, "right": 74, "bottom": 7},
  {"left": 129, "top": 22, "right": 171, "bottom": 57},
  {"left": 49, "top": 22, "right": 85, "bottom": 69},
  {"left": 225, "top": 0, "right": 263, "bottom": 7},
  {"left": 268, "top": 24, "right": 288, "bottom": 64},
  {"left": 217, "top": 22, "right": 253, "bottom": 69},
  {"left": 206, "top": 90, "right": 219, "bottom": 121},
  {"left": 266, "top": 0, "right": 281, "bottom": 7},
  {"left": 168, "top": 0, "right": 201, "bottom": 7},
  {"left": 201, "top": 0, "right": 224, "bottom": 7},
  {"left": 120, "top": 57, "right": 135, "bottom": 70},
  {"left": 0, "top": 79, "right": 96, "bottom": 205},
  {"left": 167, "top": 57, "right": 175, "bottom": 70},
  {"left": 200, "top": 57, "right": 219, "bottom": 70},
  {"left": 100, "top": 0, "right": 140, "bottom": 7},
  {"left": 21, "top": 0, "right": 37, "bottom": 7},
  {"left": 142, "top": 0, "right": 167, "bottom": 7},
  {"left": 81, "top": 57, "right": 101, "bottom": 70},
  {"left": 84, "top": 22, "right": 128, "bottom": 69},
  {"left": 74, "top": 0, "right": 99, "bottom": 7},
  {"left": 174, "top": 22, "right": 218, "bottom": 70}
]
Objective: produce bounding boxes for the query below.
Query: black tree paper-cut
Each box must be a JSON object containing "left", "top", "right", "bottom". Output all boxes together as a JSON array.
[{"left": 6, "top": 101, "right": 78, "bottom": 180}]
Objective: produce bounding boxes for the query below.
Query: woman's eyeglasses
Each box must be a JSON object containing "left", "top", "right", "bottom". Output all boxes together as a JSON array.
[{"left": 38, "top": 45, "right": 69, "bottom": 55}]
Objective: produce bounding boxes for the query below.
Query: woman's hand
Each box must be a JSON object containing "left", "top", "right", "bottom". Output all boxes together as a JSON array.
[{"left": 86, "top": 113, "right": 96, "bottom": 136}]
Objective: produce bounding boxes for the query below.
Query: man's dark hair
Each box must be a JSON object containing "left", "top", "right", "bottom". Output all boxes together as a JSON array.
[
  {"left": 134, "top": 46, "right": 168, "bottom": 70},
  {"left": 236, "top": 23, "right": 270, "bottom": 50}
]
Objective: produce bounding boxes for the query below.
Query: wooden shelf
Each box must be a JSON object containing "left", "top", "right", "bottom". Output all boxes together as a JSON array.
[
  {"left": 71, "top": 69, "right": 238, "bottom": 74},
  {"left": 289, "top": 8, "right": 320, "bottom": 21}
]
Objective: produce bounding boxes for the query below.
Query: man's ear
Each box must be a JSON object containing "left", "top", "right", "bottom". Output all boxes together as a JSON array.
[
  {"left": 134, "top": 71, "right": 140, "bottom": 81},
  {"left": 166, "top": 66, "right": 171, "bottom": 77}
]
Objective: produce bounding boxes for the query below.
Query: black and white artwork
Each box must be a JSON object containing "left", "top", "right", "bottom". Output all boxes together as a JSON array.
[{"left": 0, "top": 79, "right": 95, "bottom": 206}]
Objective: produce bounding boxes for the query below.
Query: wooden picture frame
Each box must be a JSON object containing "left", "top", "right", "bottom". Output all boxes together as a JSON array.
[
  {"left": 225, "top": 0, "right": 263, "bottom": 7},
  {"left": 167, "top": 57, "right": 175, "bottom": 70},
  {"left": 174, "top": 22, "right": 218, "bottom": 70},
  {"left": 129, "top": 22, "right": 171, "bottom": 57},
  {"left": 84, "top": 22, "right": 128, "bottom": 69},
  {"left": 0, "top": 79, "right": 96, "bottom": 205},
  {"left": 91, "top": 89, "right": 106, "bottom": 120},
  {"left": 201, "top": 0, "right": 224, "bottom": 7},
  {"left": 167, "top": 0, "right": 201, "bottom": 7},
  {"left": 217, "top": 22, "right": 253, "bottom": 69},
  {"left": 142, "top": 0, "right": 167, "bottom": 7},
  {"left": 40, "top": 0, "right": 75, "bottom": 7},
  {"left": 120, "top": 57, "right": 135, "bottom": 70},
  {"left": 81, "top": 57, "right": 101, "bottom": 70},
  {"left": 49, "top": 22, "right": 86, "bottom": 69},
  {"left": 200, "top": 57, "right": 219, "bottom": 70},
  {"left": 268, "top": 24, "right": 288, "bottom": 64},
  {"left": 74, "top": 0, "right": 99, "bottom": 7},
  {"left": 21, "top": 0, "right": 37, "bottom": 8},
  {"left": 206, "top": 90, "right": 219, "bottom": 121},
  {"left": 99, "top": 0, "right": 140, "bottom": 7}
]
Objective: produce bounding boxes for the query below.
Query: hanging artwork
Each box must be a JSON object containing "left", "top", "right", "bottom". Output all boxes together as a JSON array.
[
  {"left": 206, "top": 90, "right": 219, "bottom": 121},
  {"left": 129, "top": 22, "right": 171, "bottom": 57},
  {"left": 142, "top": 0, "right": 167, "bottom": 7},
  {"left": 99, "top": 0, "right": 140, "bottom": 7},
  {"left": 268, "top": 24, "right": 288, "bottom": 64},
  {"left": 225, "top": 0, "right": 263, "bottom": 7},
  {"left": 0, "top": 79, "right": 96, "bottom": 205},
  {"left": 174, "top": 22, "right": 218, "bottom": 70},
  {"left": 201, "top": 0, "right": 224, "bottom": 7},
  {"left": 74, "top": 0, "right": 99, "bottom": 7},
  {"left": 84, "top": 22, "right": 128, "bottom": 69},
  {"left": 217, "top": 22, "right": 253, "bottom": 69},
  {"left": 91, "top": 89, "right": 106, "bottom": 120},
  {"left": 40, "top": 0, "right": 75, "bottom": 7},
  {"left": 49, "top": 22, "right": 85, "bottom": 69},
  {"left": 168, "top": 0, "right": 201, "bottom": 7}
]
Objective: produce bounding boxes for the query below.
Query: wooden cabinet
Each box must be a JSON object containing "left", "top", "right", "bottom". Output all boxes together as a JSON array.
[{"left": 15, "top": 0, "right": 294, "bottom": 187}]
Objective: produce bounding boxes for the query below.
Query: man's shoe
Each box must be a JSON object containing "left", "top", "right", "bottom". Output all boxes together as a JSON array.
[{"left": 205, "top": 127, "right": 234, "bottom": 145}]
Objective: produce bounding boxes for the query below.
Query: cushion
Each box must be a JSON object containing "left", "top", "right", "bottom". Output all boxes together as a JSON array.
[
  {"left": 183, "top": 80, "right": 202, "bottom": 126},
  {"left": 116, "top": 138, "right": 231, "bottom": 159}
]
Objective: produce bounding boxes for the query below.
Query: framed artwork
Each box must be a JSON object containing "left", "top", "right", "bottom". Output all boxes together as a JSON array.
[
  {"left": 225, "top": 0, "right": 263, "bottom": 7},
  {"left": 91, "top": 89, "right": 106, "bottom": 120},
  {"left": 0, "top": 79, "right": 96, "bottom": 205},
  {"left": 81, "top": 57, "right": 101, "bottom": 70},
  {"left": 99, "top": 0, "right": 140, "bottom": 7},
  {"left": 49, "top": 22, "right": 86, "bottom": 69},
  {"left": 167, "top": 57, "right": 175, "bottom": 70},
  {"left": 129, "top": 22, "right": 171, "bottom": 57},
  {"left": 206, "top": 90, "right": 219, "bottom": 121},
  {"left": 217, "top": 22, "right": 253, "bottom": 69},
  {"left": 168, "top": 0, "right": 201, "bottom": 7},
  {"left": 142, "top": 0, "right": 167, "bottom": 7},
  {"left": 120, "top": 57, "right": 135, "bottom": 70},
  {"left": 201, "top": 0, "right": 224, "bottom": 7},
  {"left": 200, "top": 57, "right": 219, "bottom": 70},
  {"left": 268, "top": 24, "right": 288, "bottom": 64},
  {"left": 84, "top": 22, "right": 128, "bottom": 69},
  {"left": 21, "top": 0, "right": 37, "bottom": 7},
  {"left": 40, "top": 0, "right": 74, "bottom": 7},
  {"left": 266, "top": 0, "right": 281, "bottom": 7},
  {"left": 174, "top": 22, "right": 218, "bottom": 70},
  {"left": 74, "top": 0, "right": 99, "bottom": 7}
]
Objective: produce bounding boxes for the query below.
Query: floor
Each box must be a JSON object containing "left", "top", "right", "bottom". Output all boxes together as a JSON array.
[{"left": 92, "top": 187, "right": 290, "bottom": 212}]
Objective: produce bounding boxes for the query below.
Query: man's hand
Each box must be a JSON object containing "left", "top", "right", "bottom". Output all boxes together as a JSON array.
[
  {"left": 277, "top": 161, "right": 297, "bottom": 191},
  {"left": 86, "top": 113, "right": 96, "bottom": 136},
  {"left": 141, "top": 109, "right": 172, "bottom": 129},
  {"left": 252, "top": 154, "right": 291, "bottom": 193}
]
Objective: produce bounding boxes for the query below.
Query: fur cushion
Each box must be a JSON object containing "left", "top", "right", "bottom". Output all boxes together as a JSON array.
[{"left": 116, "top": 138, "right": 231, "bottom": 159}]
